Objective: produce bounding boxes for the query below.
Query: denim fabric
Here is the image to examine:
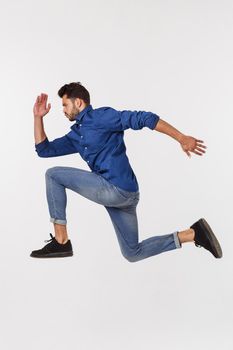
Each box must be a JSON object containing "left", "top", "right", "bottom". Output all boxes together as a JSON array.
[
  {"left": 45, "top": 166, "right": 181, "bottom": 262},
  {"left": 35, "top": 104, "right": 160, "bottom": 191}
]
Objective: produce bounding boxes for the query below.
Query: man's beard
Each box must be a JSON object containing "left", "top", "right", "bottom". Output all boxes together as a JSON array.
[{"left": 67, "top": 107, "right": 80, "bottom": 121}]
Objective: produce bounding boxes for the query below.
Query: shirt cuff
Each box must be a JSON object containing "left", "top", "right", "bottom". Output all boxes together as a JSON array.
[
  {"left": 35, "top": 137, "right": 49, "bottom": 153},
  {"left": 144, "top": 113, "right": 160, "bottom": 130}
]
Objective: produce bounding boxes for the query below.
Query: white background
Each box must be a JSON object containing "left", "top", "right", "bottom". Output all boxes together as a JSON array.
[{"left": 0, "top": 0, "right": 232, "bottom": 349}]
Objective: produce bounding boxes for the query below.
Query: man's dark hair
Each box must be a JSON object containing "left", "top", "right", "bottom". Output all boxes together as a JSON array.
[{"left": 58, "top": 82, "right": 90, "bottom": 105}]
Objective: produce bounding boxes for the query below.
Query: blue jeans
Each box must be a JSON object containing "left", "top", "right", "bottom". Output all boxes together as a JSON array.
[{"left": 45, "top": 166, "right": 181, "bottom": 262}]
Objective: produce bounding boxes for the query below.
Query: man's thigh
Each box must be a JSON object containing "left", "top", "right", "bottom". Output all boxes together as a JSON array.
[
  {"left": 46, "top": 166, "right": 139, "bottom": 208},
  {"left": 46, "top": 166, "right": 104, "bottom": 204}
]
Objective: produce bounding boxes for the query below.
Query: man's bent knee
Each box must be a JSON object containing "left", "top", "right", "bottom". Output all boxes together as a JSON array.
[
  {"left": 45, "top": 166, "right": 61, "bottom": 178},
  {"left": 122, "top": 250, "right": 139, "bottom": 263}
]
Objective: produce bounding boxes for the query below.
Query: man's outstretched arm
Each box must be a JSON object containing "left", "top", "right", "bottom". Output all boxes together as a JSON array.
[
  {"left": 154, "top": 118, "right": 207, "bottom": 157},
  {"left": 109, "top": 107, "right": 206, "bottom": 157}
]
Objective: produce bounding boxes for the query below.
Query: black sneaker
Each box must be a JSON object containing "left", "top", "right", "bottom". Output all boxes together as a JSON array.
[
  {"left": 30, "top": 233, "right": 73, "bottom": 258},
  {"left": 191, "top": 218, "right": 223, "bottom": 258}
]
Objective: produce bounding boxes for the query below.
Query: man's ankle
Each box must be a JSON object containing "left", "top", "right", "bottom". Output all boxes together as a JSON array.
[
  {"left": 178, "top": 228, "right": 195, "bottom": 244},
  {"left": 55, "top": 236, "right": 69, "bottom": 244}
]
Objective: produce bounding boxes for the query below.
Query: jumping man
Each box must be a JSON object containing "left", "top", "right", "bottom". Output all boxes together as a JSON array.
[{"left": 30, "top": 82, "right": 223, "bottom": 260}]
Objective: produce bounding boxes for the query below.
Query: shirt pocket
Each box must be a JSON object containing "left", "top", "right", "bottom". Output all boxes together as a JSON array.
[{"left": 86, "top": 128, "right": 111, "bottom": 152}]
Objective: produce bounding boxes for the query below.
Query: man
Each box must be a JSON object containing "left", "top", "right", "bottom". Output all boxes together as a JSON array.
[{"left": 30, "top": 82, "right": 222, "bottom": 261}]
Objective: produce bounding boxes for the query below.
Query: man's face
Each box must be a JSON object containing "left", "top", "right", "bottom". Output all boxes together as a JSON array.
[{"left": 62, "top": 95, "right": 81, "bottom": 122}]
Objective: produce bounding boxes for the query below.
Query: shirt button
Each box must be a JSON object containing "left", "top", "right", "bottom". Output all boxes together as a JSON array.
[
  {"left": 80, "top": 124, "right": 82, "bottom": 126},
  {"left": 87, "top": 160, "right": 89, "bottom": 163},
  {"left": 81, "top": 135, "right": 83, "bottom": 138},
  {"left": 85, "top": 147, "right": 87, "bottom": 149}
]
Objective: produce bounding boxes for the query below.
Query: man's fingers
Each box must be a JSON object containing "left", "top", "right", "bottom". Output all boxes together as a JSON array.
[
  {"left": 197, "top": 143, "right": 207, "bottom": 149},
  {"left": 195, "top": 146, "right": 206, "bottom": 153},
  {"left": 39, "top": 94, "right": 44, "bottom": 103},
  {"left": 39, "top": 93, "right": 48, "bottom": 107},
  {"left": 45, "top": 95, "right": 49, "bottom": 107},
  {"left": 193, "top": 150, "right": 203, "bottom": 156},
  {"left": 43, "top": 93, "right": 48, "bottom": 106}
]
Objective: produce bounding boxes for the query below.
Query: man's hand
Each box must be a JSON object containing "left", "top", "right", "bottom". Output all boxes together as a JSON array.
[
  {"left": 33, "top": 93, "right": 51, "bottom": 118},
  {"left": 179, "top": 135, "right": 207, "bottom": 157}
]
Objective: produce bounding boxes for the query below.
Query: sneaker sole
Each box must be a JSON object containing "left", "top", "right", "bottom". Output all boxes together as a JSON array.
[
  {"left": 30, "top": 251, "right": 73, "bottom": 258},
  {"left": 199, "top": 218, "right": 223, "bottom": 258}
]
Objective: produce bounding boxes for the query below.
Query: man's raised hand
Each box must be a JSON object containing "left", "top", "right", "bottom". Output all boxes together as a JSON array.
[{"left": 33, "top": 93, "right": 51, "bottom": 118}]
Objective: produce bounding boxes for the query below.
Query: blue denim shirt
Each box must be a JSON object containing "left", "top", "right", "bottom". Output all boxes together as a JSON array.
[{"left": 35, "top": 104, "right": 160, "bottom": 191}]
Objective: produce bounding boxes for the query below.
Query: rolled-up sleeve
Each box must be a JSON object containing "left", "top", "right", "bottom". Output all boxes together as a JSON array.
[
  {"left": 102, "top": 107, "right": 160, "bottom": 131},
  {"left": 35, "top": 134, "right": 78, "bottom": 158},
  {"left": 118, "top": 109, "right": 160, "bottom": 130}
]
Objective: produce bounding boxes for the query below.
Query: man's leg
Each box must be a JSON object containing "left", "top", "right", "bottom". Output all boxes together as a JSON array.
[
  {"left": 104, "top": 203, "right": 222, "bottom": 261},
  {"left": 45, "top": 166, "right": 107, "bottom": 240},
  {"left": 30, "top": 166, "right": 108, "bottom": 258},
  {"left": 104, "top": 204, "right": 194, "bottom": 262}
]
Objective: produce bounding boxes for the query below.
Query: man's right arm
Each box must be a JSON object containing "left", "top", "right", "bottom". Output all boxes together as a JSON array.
[
  {"left": 34, "top": 117, "right": 47, "bottom": 145},
  {"left": 35, "top": 133, "right": 78, "bottom": 158},
  {"left": 34, "top": 93, "right": 78, "bottom": 158}
]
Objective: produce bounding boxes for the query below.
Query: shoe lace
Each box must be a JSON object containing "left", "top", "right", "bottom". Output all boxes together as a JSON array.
[{"left": 44, "top": 233, "right": 55, "bottom": 243}]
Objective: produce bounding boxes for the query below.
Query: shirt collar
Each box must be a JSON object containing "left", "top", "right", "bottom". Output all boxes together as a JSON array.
[{"left": 75, "top": 104, "right": 93, "bottom": 123}]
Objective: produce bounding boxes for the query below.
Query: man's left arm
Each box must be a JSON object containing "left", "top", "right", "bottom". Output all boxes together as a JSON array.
[
  {"left": 154, "top": 118, "right": 207, "bottom": 157},
  {"left": 108, "top": 108, "right": 206, "bottom": 157}
]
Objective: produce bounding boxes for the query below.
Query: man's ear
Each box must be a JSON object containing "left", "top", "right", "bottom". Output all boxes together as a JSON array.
[{"left": 74, "top": 97, "right": 82, "bottom": 108}]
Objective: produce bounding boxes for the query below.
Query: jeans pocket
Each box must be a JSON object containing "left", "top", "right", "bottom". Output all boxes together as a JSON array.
[{"left": 114, "top": 185, "right": 140, "bottom": 201}]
